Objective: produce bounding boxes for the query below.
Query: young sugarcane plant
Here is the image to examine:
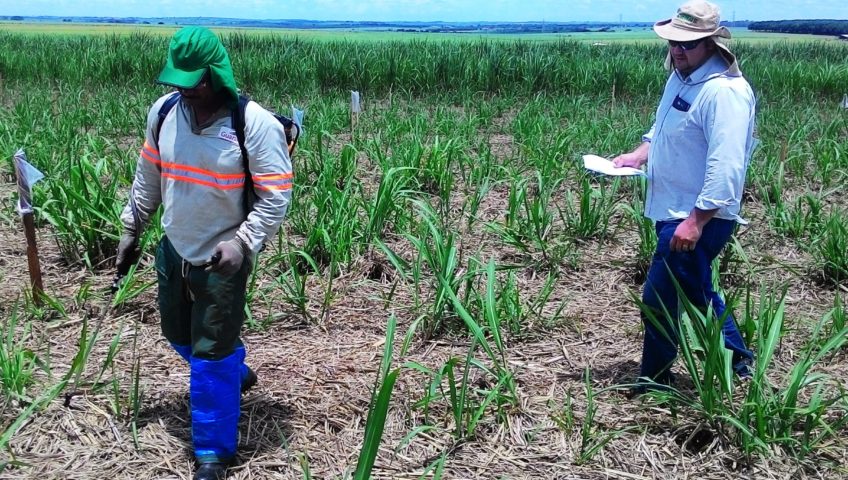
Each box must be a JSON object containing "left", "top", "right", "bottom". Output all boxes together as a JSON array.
[
  {"left": 361, "top": 166, "right": 415, "bottom": 244},
  {"left": 576, "top": 368, "right": 626, "bottom": 465},
  {"left": 36, "top": 149, "right": 124, "bottom": 268},
  {"left": 293, "top": 144, "right": 364, "bottom": 275},
  {"left": 417, "top": 136, "right": 459, "bottom": 218},
  {"left": 620, "top": 199, "right": 657, "bottom": 283},
  {"left": 824, "top": 293, "right": 844, "bottom": 339},
  {"left": 444, "top": 259, "right": 518, "bottom": 419},
  {"left": 0, "top": 315, "right": 99, "bottom": 449},
  {"left": 635, "top": 275, "right": 848, "bottom": 458},
  {"left": 265, "top": 236, "right": 320, "bottom": 325},
  {"left": 0, "top": 302, "right": 42, "bottom": 400},
  {"left": 405, "top": 200, "right": 464, "bottom": 338},
  {"left": 810, "top": 210, "right": 848, "bottom": 285},
  {"left": 637, "top": 292, "right": 738, "bottom": 407},
  {"left": 487, "top": 170, "right": 566, "bottom": 268},
  {"left": 352, "top": 315, "right": 400, "bottom": 480},
  {"left": 559, "top": 174, "right": 619, "bottom": 241},
  {"left": 768, "top": 192, "right": 824, "bottom": 240},
  {"left": 402, "top": 258, "right": 518, "bottom": 441},
  {"left": 740, "top": 304, "right": 848, "bottom": 459},
  {"left": 462, "top": 176, "right": 492, "bottom": 231},
  {"left": 110, "top": 262, "right": 156, "bottom": 309}
]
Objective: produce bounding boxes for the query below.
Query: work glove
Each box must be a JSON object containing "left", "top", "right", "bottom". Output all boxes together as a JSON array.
[
  {"left": 115, "top": 233, "right": 141, "bottom": 276},
  {"left": 207, "top": 238, "right": 247, "bottom": 276}
]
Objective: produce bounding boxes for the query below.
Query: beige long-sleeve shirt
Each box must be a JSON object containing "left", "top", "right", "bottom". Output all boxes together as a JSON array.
[{"left": 121, "top": 93, "right": 292, "bottom": 264}]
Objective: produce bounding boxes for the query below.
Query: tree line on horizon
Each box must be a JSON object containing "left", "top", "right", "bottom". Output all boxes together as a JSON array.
[{"left": 748, "top": 20, "right": 848, "bottom": 36}]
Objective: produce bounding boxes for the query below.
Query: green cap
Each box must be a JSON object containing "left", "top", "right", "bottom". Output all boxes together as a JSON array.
[{"left": 157, "top": 26, "right": 238, "bottom": 106}]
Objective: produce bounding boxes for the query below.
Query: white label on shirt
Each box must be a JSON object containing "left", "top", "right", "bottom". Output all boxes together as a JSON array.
[{"left": 218, "top": 127, "right": 238, "bottom": 144}]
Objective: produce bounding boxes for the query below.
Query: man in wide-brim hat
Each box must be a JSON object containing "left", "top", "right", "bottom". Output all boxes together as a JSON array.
[{"left": 612, "top": 0, "right": 757, "bottom": 393}]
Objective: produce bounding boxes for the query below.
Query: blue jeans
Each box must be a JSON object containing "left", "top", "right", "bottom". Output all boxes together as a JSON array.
[{"left": 639, "top": 219, "right": 754, "bottom": 384}]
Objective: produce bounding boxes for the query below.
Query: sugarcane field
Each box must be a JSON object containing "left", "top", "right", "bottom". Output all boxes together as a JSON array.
[{"left": 0, "top": 22, "right": 847, "bottom": 480}]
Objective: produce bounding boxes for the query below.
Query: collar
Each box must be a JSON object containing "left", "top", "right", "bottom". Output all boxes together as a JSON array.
[
  {"left": 676, "top": 53, "right": 734, "bottom": 85},
  {"left": 186, "top": 102, "right": 231, "bottom": 133}
]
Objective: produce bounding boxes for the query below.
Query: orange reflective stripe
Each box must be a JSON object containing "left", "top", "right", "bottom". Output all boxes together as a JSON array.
[
  {"left": 160, "top": 160, "right": 246, "bottom": 180},
  {"left": 140, "top": 152, "right": 245, "bottom": 181},
  {"left": 253, "top": 171, "right": 293, "bottom": 192},
  {"left": 141, "top": 141, "right": 162, "bottom": 165},
  {"left": 252, "top": 172, "right": 293, "bottom": 182},
  {"left": 141, "top": 141, "right": 243, "bottom": 180},
  {"left": 143, "top": 140, "right": 160, "bottom": 155},
  {"left": 255, "top": 182, "right": 293, "bottom": 192},
  {"left": 162, "top": 173, "right": 246, "bottom": 190},
  {"left": 141, "top": 150, "right": 161, "bottom": 165}
]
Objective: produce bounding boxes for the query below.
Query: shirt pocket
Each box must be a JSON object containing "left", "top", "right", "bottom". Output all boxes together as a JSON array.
[{"left": 658, "top": 104, "right": 699, "bottom": 141}]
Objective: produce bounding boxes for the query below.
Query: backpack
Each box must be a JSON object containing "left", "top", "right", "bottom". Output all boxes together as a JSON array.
[{"left": 156, "top": 92, "right": 300, "bottom": 210}]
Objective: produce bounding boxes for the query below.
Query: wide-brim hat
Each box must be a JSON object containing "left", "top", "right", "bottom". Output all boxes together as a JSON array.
[
  {"left": 656, "top": 1, "right": 741, "bottom": 76},
  {"left": 653, "top": 0, "right": 731, "bottom": 42}
]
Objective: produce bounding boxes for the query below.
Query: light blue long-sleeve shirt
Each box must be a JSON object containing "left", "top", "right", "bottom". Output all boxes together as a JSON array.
[{"left": 642, "top": 53, "right": 756, "bottom": 224}]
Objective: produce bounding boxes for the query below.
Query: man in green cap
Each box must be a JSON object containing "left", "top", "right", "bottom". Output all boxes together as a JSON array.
[{"left": 116, "top": 26, "right": 292, "bottom": 480}]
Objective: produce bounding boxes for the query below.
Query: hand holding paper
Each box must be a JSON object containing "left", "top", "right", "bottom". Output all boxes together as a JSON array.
[{"left": 582, "top": 154, "right": 645, "bottom": 177}]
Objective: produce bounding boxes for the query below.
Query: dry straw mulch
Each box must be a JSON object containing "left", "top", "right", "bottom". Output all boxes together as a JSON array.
[{"left": 0, "top": 168, "right": 845, "bottom": 480}]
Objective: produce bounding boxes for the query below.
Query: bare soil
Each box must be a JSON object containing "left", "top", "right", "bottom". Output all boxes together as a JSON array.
[{"left": 0, "top": 141, "right": 845, "bottom": 480}]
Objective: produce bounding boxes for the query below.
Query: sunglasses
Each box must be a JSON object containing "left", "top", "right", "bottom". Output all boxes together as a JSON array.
[{"left": 668, "top": 38, "right": 704, "bottom": 51}]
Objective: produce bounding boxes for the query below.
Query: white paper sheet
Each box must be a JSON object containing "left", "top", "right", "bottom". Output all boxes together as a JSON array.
[{"left": 582, "top": 154, "right": 645, "bottom": 177}]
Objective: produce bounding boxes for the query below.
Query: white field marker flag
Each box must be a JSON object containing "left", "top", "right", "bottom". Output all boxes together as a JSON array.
[
  {"left": 351, "top": 90, "right": 361, "bottom": 113},
  {"left": 14, "top": 149, "right": 45, "bottom": 216},
  {"left": 292, "top": 105, "right": 305, "bottom": 136},
  {"left": 350, "top": 90, "right": 361, "bottom": 132},
  {"left": 841, "top": 94, "right": 848, "bottom": 109}
]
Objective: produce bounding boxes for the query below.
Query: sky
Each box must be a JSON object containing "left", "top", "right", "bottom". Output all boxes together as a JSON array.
[{"left": 2, "top": 0, "right": 846, "bottom": 23}]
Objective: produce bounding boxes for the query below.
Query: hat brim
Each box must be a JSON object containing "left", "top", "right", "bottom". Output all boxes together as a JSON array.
[
  {"left": 156, "top": 57, "right": 206, "bottom": 89},
  {"left": 653, "top": 19, "right": 730, "bottom": 42}
]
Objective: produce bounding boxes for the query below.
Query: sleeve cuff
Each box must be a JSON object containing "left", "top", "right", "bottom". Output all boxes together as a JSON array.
[{"left": 695, "top": 197, "right": 735, "bottom": 211}]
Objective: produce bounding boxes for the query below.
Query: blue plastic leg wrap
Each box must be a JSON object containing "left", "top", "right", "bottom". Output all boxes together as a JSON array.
[
  {"left": 190, "top": 351, "right": 242, "bottom": 463},
  {"left": 171, "top": 343, "right": 192, "bottom": 363}
]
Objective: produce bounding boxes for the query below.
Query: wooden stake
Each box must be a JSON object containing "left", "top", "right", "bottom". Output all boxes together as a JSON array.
[
  {"left": 22, "top": 211, "right": 44, "bottom": 305},
  {"left": 13, "top": 149, "right": 45, "bottom": 306}
]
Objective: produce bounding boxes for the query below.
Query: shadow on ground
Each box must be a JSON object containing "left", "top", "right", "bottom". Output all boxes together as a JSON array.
[{"left": 136, "top": 392, "right": 294, "bottom": 463}]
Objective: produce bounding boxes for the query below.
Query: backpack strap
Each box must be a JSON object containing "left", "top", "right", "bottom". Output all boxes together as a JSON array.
[
  {"left": 232, "top": 95, "right": 252, "bottom": 213},
  {"left": 155, "top": 91, "right": 182, "bottom": 144},
  {"left": 156, "top": 91, "right": 253, "bottom": 213}
]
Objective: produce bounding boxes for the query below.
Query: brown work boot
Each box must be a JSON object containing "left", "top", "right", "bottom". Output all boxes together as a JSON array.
[{"left": 241, "top": 366, "right": 258, "bottom": 394}]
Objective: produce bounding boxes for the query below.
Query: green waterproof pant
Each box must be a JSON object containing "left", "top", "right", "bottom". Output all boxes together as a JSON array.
[{"left": 155, "top": 236, "right": 251, "bottom": 360}]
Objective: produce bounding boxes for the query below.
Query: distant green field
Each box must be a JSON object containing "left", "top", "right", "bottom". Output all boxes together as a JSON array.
[
  {"left": 0, "top": 21, "right": 836, "bottom": 44},
  {"left": 0, "top": 28, "right": 847, "bottom": 480}
]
